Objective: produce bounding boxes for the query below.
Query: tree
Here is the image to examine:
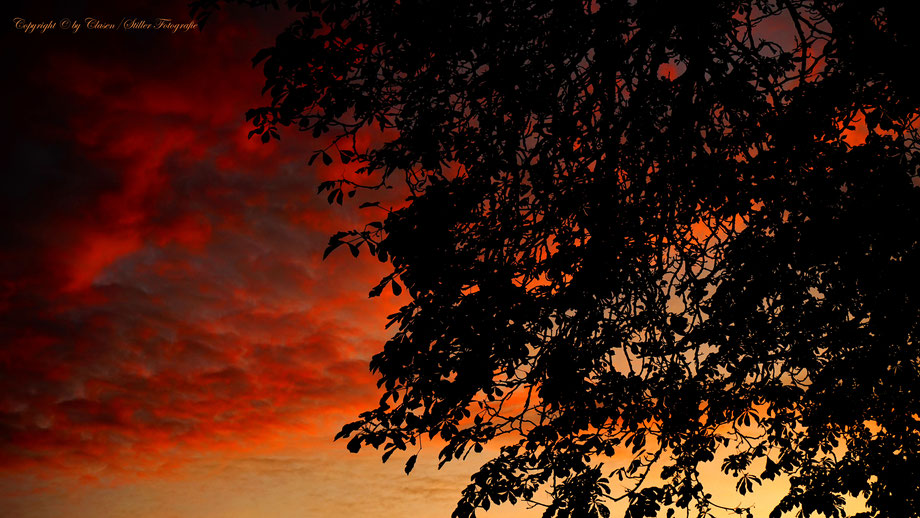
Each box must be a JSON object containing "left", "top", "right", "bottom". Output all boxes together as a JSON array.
[{"left": 194, "top": 1, "right": 920, "bottom": 516}]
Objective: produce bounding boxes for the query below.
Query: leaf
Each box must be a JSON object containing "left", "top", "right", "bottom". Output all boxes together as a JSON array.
[
  {"left": 322, "top": 238, "right": 343, "bottom": 260},
  {"left": 405, "top": 454, "right": 417, "bottom": 474},
  {"left": 346, "top": 436, "right": 362, "bottom": 454},
  {"left": 251, "top": 47, "right": 273, "bottom": 67},
  {"left": 382, "top": 448, "right": 395, "bottom": 463},
  {"left": 391, "top": 280, "right": 402, "bottom": 296},
  {"left": 322, "top": 151, "right": 333, "bottom": 165}
]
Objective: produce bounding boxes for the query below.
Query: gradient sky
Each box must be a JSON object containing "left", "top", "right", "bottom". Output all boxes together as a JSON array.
[{"left": 0, "top": 2, "right": 873, "bottom": 517}]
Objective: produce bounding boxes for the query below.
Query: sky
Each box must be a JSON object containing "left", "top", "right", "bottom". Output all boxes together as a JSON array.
[
  {"left": 0, "top": 2, "right": 875, "bottom": 517},
  {"left": 0, "top": 1, "right": 532, "bottom": 516}
]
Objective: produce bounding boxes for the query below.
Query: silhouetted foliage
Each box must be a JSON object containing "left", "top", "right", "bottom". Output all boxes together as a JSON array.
[{"left": 194, "top": 1, "right": 920, "bottom": 516}]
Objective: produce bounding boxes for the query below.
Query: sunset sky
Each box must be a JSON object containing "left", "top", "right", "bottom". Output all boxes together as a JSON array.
[
  {"left": 0, "top": 1, "right": 528, "bottom": 516},
  {"left": 1, "top": 1, "right": 879, "bottom": 517}
]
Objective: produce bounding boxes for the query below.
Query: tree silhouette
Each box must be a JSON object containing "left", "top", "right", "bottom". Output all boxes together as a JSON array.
[{"left": 194, "top": 1, "right": 920, "bottom": 516}]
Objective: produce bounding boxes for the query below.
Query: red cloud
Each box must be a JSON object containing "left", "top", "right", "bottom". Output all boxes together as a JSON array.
[{"left": 1, "top": 1, "right": 403, "bottom": 483}]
